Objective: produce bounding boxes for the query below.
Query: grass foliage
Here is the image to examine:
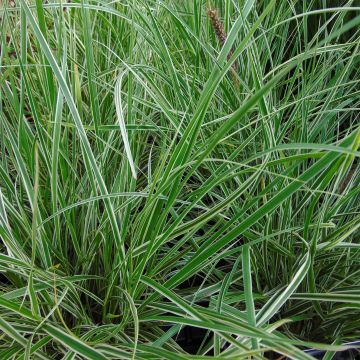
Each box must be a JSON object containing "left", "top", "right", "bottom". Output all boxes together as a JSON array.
[{"left": 0, "top": 0, "right": 360, "bottom": 358}]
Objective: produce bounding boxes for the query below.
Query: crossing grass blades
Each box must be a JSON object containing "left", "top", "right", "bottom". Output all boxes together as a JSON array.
[{"left": 0, "top": 0, "right": 360, "bottom": 359}]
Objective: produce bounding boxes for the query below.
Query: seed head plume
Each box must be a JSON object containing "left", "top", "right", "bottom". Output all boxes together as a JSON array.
[
  {"left": 207, "top": 8, "right": 227, "bottom": 48},
  {"left": 207, "top": 7, "right": 238, "bottom": 79}
]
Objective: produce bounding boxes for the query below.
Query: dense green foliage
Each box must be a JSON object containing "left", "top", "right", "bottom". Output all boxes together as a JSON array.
[{"left": 0, "top": 0, "right": 359, "bottom": 358}]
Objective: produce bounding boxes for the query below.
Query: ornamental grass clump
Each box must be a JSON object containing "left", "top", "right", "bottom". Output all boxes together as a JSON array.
[{"left": 0, "top": 0, "right": 359, "bottom": 359}]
